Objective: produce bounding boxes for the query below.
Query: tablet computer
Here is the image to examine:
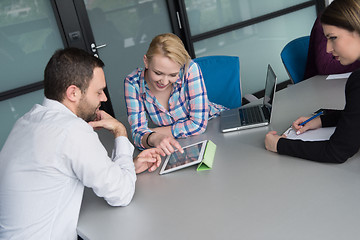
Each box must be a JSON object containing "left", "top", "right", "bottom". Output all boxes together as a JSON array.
[{"left": 159, "top": 140, "right": 208, "bottom": 175}]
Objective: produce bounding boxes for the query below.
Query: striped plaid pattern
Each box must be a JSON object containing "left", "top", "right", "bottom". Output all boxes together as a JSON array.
[{"left": 124, "top": 60, "right": 226, "bottom": 149}]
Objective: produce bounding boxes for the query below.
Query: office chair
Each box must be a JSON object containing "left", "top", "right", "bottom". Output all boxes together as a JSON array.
[
  {"left": 280, "top": 36, "right": 310, "bottom": 84},
  {"left": 193, "top": 55, "right": 242, "bottom": 109}
]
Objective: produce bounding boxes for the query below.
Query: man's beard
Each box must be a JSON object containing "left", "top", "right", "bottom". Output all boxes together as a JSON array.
[{"left": 77, "top": 97, "right": 99, "bottom": 122}]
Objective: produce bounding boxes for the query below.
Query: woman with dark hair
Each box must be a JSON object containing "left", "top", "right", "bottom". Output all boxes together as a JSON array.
[
  {"left": 304, "top": 16, "right": 360, "bottom": 80},
  {"left": 265, "top": 0, "right": 360, "bottom": 163}
]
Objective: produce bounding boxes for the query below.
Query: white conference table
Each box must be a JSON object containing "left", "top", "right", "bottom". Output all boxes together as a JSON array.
[{"left": 78, "top": 75, "right": 360, "bottom": 240}]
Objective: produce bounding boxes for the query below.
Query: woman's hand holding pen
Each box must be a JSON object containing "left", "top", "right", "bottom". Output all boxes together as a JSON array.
[
  {"left": 292, "top": 116, "right": 322, "bottom": 135},
  {"left": 265, "top": 112, "right": 323, "bottom": 153}
]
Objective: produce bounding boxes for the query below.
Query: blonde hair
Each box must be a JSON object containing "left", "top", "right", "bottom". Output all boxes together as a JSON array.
[
  {"left": 321, "top": 0, "right": 360, "bottom": 34},
  {"left": 145, "top": 33, "right": 191, "bottom": 70}
]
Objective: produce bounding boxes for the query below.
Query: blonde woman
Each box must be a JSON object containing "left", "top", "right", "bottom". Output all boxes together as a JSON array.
[
  {"left": 124, "top": 33, "right": 226, "bottom": 154},
  {"left": 265, "top": 0, "right": 360, "bottom": 163}
]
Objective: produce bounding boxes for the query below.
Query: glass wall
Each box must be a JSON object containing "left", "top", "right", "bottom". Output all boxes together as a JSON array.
[
  {"left": 85, "top": 0, "right": 172, "bottom": 126},
  {"left": 0, "top": 0, "right": 63, "bottom": 91},
  {"left": 0, "top": 0, "right": 320, "bottom": 148},
  {"left": 184, "top": 0, "right": 317, "bottom": 96},
  {"left": 0, "top": 0, "right": 64, "bottom": 148},
  {"left": 193, "top": 7, "right": 316, "bottom": 94},
  {"left": 186, "top": 0, "right": 312, "bottom": 36}
]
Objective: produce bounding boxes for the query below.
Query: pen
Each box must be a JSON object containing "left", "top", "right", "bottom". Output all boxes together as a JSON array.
[{"left": 299, "top": 111, "right": 324, "bottom": 126}]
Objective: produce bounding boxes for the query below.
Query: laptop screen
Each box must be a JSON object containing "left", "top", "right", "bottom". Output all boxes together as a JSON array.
[{"left": 262, "top": 64, "right": 277, "bottom": 118}]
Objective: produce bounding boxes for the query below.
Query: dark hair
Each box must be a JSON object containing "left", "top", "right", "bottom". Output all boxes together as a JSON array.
[
  {"left": 44, "top": 47, "right": 104, "bottom": 101},
  {"left": 321, "top": 0, "right": 360, "bottom": 33}
]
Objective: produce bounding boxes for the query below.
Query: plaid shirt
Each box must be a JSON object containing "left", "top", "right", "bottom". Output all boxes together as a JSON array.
[{"left": 124, "top": 60, "right": 226, "bottom": 149}]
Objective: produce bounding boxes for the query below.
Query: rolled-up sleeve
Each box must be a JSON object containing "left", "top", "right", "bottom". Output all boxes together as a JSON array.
[{"left": 67, "top": 123, "right": 136, "bottom": 207}]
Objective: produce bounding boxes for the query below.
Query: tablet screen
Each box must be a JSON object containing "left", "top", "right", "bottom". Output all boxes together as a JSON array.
[{"left": 159, "top": 140, "right": 207, "bottom": 175}]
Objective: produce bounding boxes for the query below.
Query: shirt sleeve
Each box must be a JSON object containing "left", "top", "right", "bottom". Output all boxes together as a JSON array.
[
  {"left": 124, "top": 72, "right": 151, "bottom": 149},
  {"left": 320, "top": 109, "right": 342, "bottom": 127},
  {"left": 171, "top": 62, "right": 209, "bottom": 138},
  {"left": 65, "top": 124, "right": 136, "bottom": 207},
  {"left": 277, "top": 70, "right": 360, "bottom": 163}
]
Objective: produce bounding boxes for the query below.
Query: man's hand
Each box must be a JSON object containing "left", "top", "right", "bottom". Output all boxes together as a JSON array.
[
  {"left": 88, "top": 110, "right": 127, "bottom": 137},
  {"left": 134, "top": 148, "right": 165, "bottom": 174}
]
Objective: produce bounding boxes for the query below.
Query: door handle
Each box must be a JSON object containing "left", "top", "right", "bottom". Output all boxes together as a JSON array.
[{"left": 90, "top": 43, "right": 107, "bottom": 52}]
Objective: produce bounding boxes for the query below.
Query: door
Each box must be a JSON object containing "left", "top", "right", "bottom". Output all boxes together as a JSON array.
[
  {"left": 82, "top": 0, "right": 172, "bottom": 126},
  {"left": 0, "top": 0, "right": 173, "bottom": 148}
]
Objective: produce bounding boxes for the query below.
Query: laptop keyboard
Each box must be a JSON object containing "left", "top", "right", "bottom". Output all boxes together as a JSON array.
[{"left": 239, "top": 106, "right": 263, "bottom": 125}]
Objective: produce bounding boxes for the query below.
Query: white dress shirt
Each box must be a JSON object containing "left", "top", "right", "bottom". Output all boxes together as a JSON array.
[{"left": 0, "top": 98, "right": 136, "bottom": 240}]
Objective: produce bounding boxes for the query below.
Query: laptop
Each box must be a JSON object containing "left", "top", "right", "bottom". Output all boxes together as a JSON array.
[{"left": 220, "top": 64, "right": 277, "bottom": 133}]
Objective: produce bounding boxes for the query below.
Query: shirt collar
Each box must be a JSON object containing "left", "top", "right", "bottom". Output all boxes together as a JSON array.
[
  {"left": 138, "top": 70, "right": 155, "bottom": 105},
  {"left": 139, "top": 69, "right": 148, "bottom": 96},
  {"left": 42, "top": 98, "right": 77, "bottom": 117},
  {"left": 176, "top": 66, "right": 185, "bottom": 86}
]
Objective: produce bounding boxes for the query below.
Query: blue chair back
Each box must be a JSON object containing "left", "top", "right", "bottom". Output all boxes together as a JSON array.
[
  {"left": 280, "top": 36, "right": 310, "bottom": 84},
  {"left": 193, "top": 55, "right": 241, "bottom": 109}
]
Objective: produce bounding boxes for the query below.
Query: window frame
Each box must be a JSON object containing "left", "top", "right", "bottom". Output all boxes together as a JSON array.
[{"left": 167, "top": 0, "right": 325, "bottom": 58}]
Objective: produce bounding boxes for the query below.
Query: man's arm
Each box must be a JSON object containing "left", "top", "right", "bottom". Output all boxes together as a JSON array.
[{"left": 89, "top": 110, "right": 164, "bottom": 173}]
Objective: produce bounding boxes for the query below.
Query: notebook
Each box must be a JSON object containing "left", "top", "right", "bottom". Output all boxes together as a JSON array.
[
  {"left": 220, "top": 64, "right": 277, "bottom": 133},
  {"left": 284, "top": 126, "right": 335, "bottom": 141}
]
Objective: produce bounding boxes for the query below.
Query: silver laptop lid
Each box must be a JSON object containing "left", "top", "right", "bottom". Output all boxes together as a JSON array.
[{"left": 262, "top": 64, "right": 277, "bottom": 122}]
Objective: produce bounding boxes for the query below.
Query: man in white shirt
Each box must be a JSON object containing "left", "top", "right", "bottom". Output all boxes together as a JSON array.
[{"left": 0, "top": 48, "right": 164, "bottom": 240}]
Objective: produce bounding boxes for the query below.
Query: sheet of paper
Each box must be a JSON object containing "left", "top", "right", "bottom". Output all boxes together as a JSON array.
[
  {"left": 326, "top": 72, "right": 351, "bottom": 80},
  {"left": 284, "top": 127, "right": 336, "bottom": 141}
]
